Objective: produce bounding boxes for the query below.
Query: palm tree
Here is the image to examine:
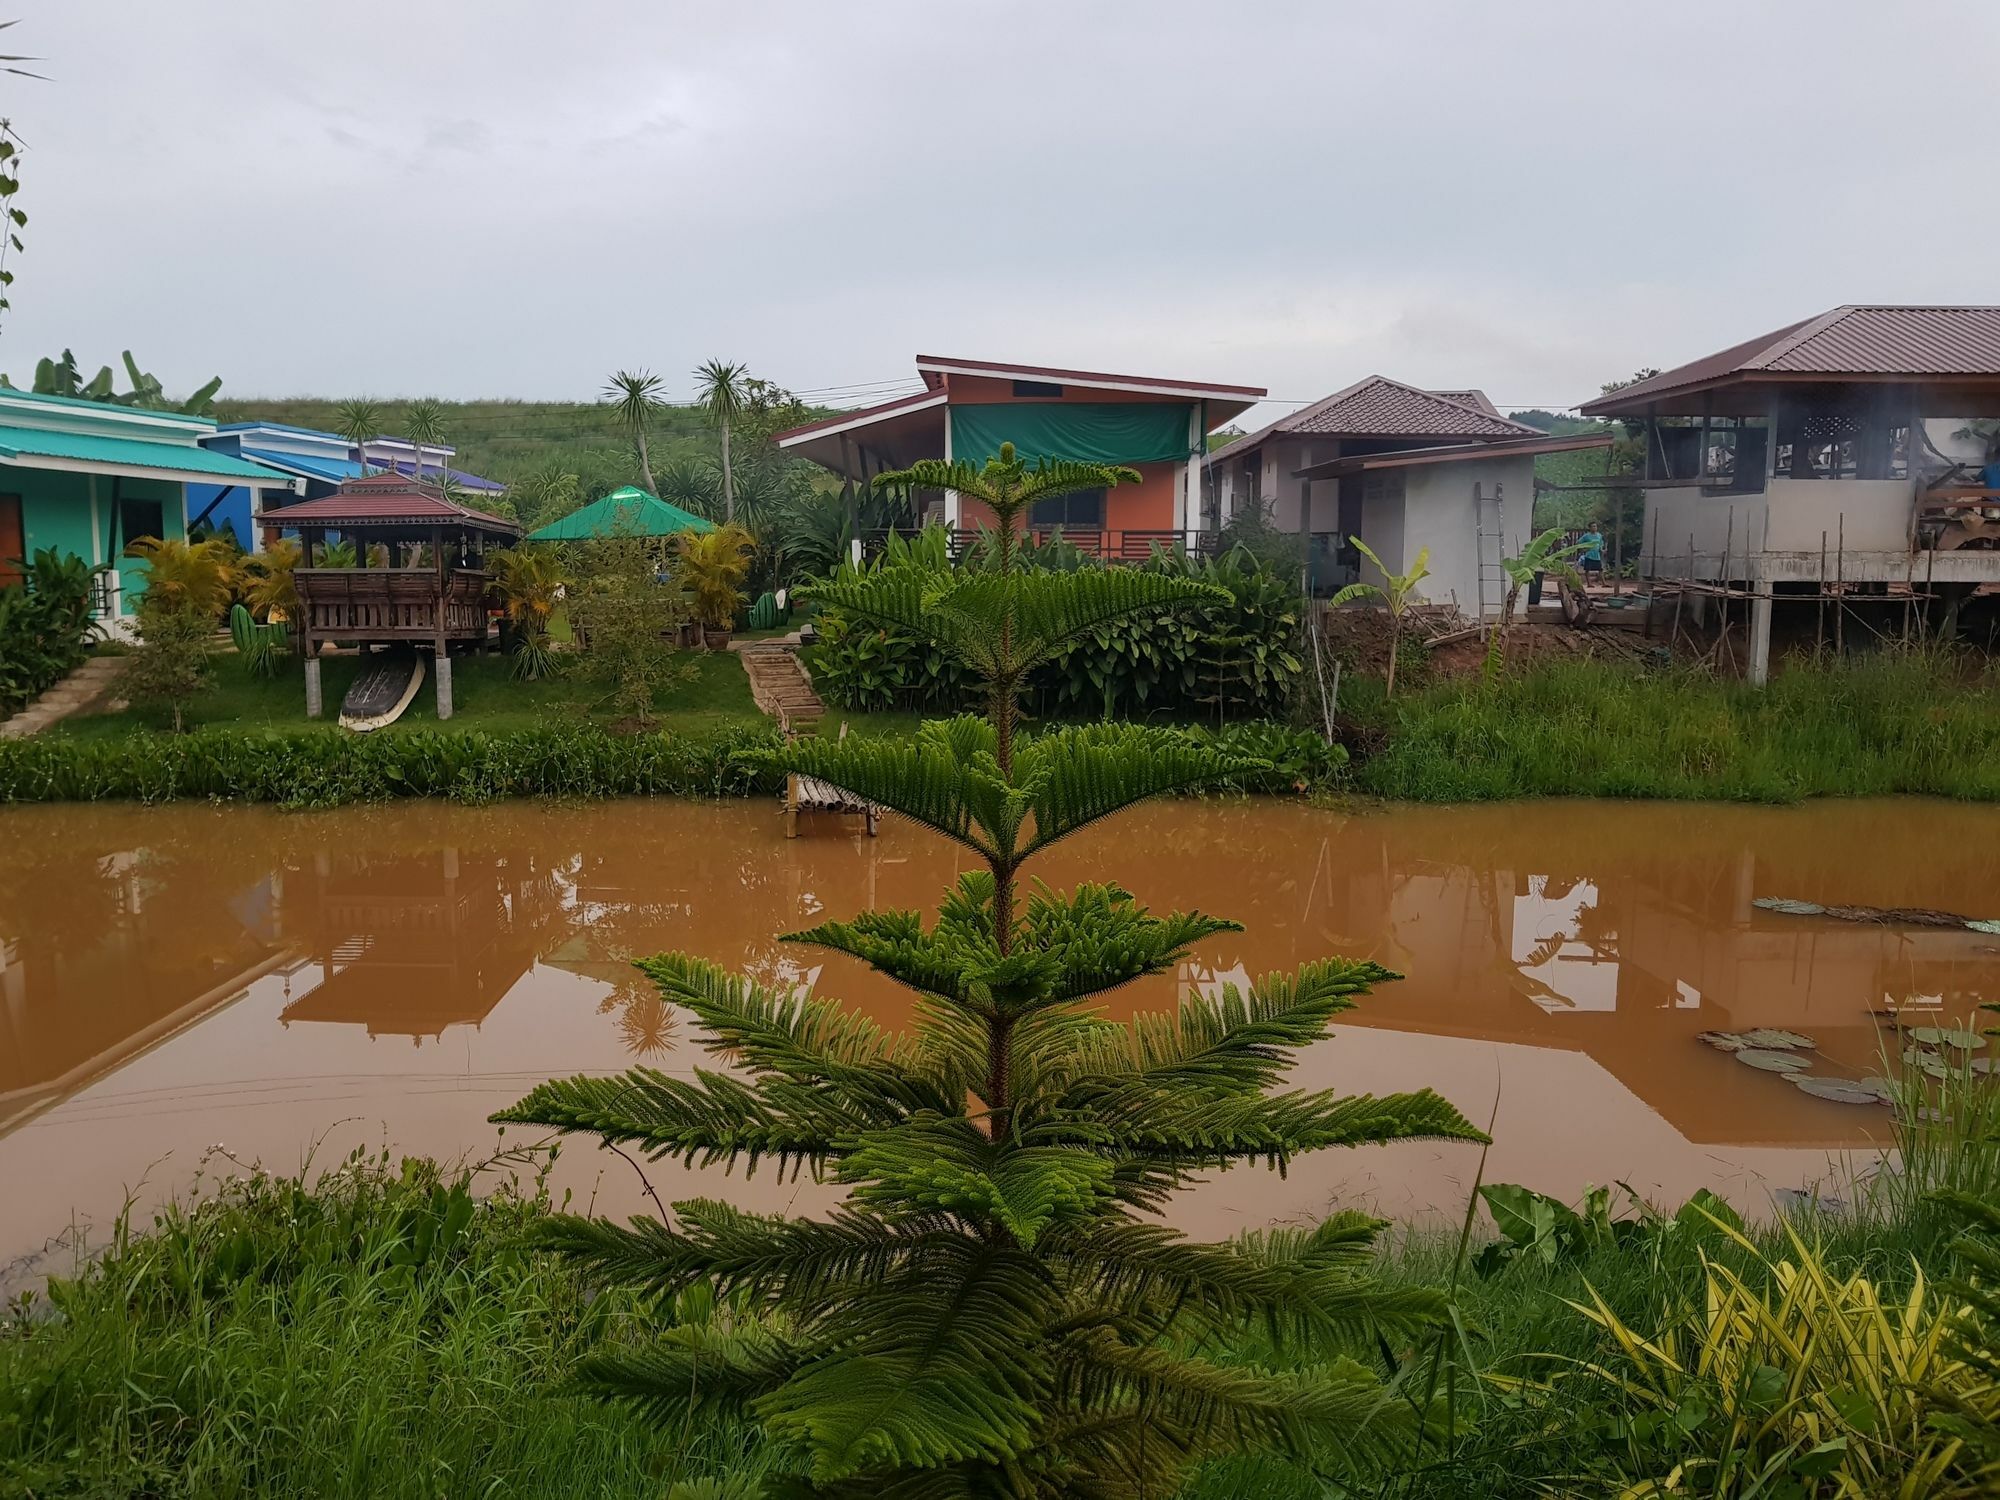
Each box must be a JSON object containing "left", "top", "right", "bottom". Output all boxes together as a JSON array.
[
  {"left": 692, "top": 357, "right": 748, "bottom": 524},
  {"left": 498, "top": 440, "right": 1479, "bottom": 1495},
  {"left": 402, "top": 396, "right": 448, "bottom": 483},
  {"left": 121, "top": 535, "right": 236, "bottom": 621},
  {"left": 603, "top": 369, "right": 664, "bottom": 495},
  {"left": 334, "top": 398, "right": 382, "bottom": 477},
  {"left": 1331, "top": 537, "right": 1431, "bottom": 698}
]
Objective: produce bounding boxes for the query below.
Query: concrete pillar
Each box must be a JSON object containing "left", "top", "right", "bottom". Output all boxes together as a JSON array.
[
  {"left": 304, "top": 657, "right": 323, "bottom": 718},
  {"left": 435, "top": 653, "right": 454, "bottom": 720},
  {"left": 1748, "top": 585, "right": 1774, "bottom": 687}
]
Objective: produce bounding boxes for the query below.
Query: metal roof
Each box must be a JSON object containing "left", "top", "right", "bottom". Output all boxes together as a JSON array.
[
  {"left": 275, "top": 477, "right": 518, "bottom": 535},
  {"left": 1209, "top": 376, "right": 1540, "bottom": 464},
  {"left": 242, "top": 446, "right": 359, "bottom": 484},
  {"left": 1582, "top": 305, "right": 2000, "bottom": 414},
  {"left": 1294, "top": 431, "right": 1616, "bottom": 480},
  {"left": 914, "top": 354, "right": 1265, "bottom": 401},
  {"left": 527, "top": 485, "right": 714, "bottom": 540},
  {"left": 0, "top": 424, "right": 304, "bottom": 484}
]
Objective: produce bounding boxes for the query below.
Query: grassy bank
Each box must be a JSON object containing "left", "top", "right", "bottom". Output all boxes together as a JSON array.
[
  {"left": 8, "top": 1088, "right": 1996, "bottom": 1499},
  {"left": 1359, "top": 650, "right": 2000, "bottom": 803},
  {"left": 55, "top": 648, "right": 763, "bottom": 741},
  {"left": 0, "top": 1153, "right": 765, "bottom": 1498}
]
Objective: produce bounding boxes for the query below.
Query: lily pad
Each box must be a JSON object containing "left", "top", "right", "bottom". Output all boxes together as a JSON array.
[
  {"left": 1697, "top": 1031, "right": 1748, "bottom": 1052},
  {"left": 1735, "top": 1048, "right": 1811, "bottom": 1073},
  {"left": 1931, "top": 1028, "right": 1984, "bottom": 1052},
  {"left": 1902, "top": 1047, "right": 1952, "bottom": 1079},
  {"left": 1972, "top": 1057, "right": 1997, "bottom": 1076},
  {"left": 1856, "top": 1076, "right": 1897, "bottom": 1098},
  {"left": 1786, "top": 1075, "right": 1889, "bottom": 1105},
  {"left": 1738, "top": 1028, "right": 1816, "bottom": 1050}
]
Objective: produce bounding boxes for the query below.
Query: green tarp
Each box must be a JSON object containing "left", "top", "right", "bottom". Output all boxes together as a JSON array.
[
  {"left": 948, "top": 403, "right": 1196, "bottom": 468},
  {"left": 527, "top": 486, "right": 715, "bottom": 541}
]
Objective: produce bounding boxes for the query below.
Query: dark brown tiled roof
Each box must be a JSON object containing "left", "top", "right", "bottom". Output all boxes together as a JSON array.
[
  {"left": 275, "top": 476, "right": 519, "bottom": 534},
  {"left": 1210, "top": 376, "right": 1539, "bottom": 464},
  {"left": 1583, "top": 306, "right": 2000, "bottom": 414},
  {"left": 1426, "top": 388, "right": 1501, "bottom": 416}
]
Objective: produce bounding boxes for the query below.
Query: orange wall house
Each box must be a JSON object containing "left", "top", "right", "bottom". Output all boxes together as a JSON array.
[{"left": 776, "top": 355, "right": 1264, "bottom": 555}]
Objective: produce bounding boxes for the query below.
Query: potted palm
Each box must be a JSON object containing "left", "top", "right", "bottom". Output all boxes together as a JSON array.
[{"left": 676, "top": 524, "right": 752, "bottom": 649}]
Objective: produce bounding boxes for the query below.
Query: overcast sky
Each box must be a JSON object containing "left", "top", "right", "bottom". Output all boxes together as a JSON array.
[{"left": 9, "top": 1, "right": 1998, "bottom": 423}]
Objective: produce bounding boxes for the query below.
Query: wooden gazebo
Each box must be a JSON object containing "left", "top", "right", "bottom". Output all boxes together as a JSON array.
[{"left": 270, "top": 474, "right": 521, "bottom": 721}]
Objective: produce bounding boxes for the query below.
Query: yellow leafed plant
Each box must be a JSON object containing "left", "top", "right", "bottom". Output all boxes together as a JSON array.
[{"left": 1507, "top": 1218, "right": 1998, "bottom": 1497}]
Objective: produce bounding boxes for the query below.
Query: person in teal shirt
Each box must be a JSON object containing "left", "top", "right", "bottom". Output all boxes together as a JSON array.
[{"left": 1576, "top": 528, "right": 1605, "bottom": 587}]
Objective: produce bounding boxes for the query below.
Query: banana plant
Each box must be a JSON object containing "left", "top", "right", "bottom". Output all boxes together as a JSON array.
[
  {"left": 1329, "top": 536, "right": 1429, "bottom": 697},
  {"left": 1490, "top": 528, "right": 1591, "bottom": 676}
]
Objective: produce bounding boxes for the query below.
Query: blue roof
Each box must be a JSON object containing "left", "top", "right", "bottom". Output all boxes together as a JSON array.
[
  {"left": 219, "top": 419, "right": 347, "bottom": 439},
  {"left": 241, "top": 446, "right": 362, "bottom": 483}
]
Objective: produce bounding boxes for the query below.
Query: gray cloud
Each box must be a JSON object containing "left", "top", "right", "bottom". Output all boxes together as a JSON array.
[{"left": 7, "top": 0, "right": 1997, "bottom": 423}]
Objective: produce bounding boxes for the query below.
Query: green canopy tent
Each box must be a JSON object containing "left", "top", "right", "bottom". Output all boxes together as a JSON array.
[{"left": 526, "top": 485, "right": 716, "bottom": 541}]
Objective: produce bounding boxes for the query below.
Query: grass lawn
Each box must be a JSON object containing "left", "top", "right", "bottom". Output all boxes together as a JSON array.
[{"left": 54, "top": 647, "right": 764, "bottom": 741}]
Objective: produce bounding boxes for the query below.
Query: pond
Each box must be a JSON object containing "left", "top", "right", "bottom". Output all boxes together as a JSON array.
[{"left": 4, "top": 795, "right": 1997, "bottom": 1277}]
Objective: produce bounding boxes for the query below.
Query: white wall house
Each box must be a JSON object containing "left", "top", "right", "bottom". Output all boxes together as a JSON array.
[
  {"left": 1580, "top": 304, "right": 2000, "bottom": 683},
  {"left": 1205, "top": 376, "right": 1609, "bottom": 618}
]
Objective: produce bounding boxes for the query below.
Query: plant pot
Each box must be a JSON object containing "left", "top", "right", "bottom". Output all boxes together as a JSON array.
[{"left": 703, "top": 626, "right": 733, "bottom": 651}]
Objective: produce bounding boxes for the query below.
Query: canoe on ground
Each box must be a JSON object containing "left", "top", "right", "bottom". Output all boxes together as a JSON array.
[{"left": 339, "top": 651, "right": 426, "bottom": 732}]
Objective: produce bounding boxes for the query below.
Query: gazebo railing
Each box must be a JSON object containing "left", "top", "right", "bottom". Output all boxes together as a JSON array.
[{"left": 295, "top": 567, "right": 492, "bottom": 644}]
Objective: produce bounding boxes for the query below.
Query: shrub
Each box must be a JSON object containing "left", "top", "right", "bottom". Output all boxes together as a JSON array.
[
  {"left": 803, "top": 536, "right": 1304, "bottom": 722},
  {"left": 568, "top": 534, "right": 694, "bottom": 723},
  {"left": 0, "top": 547, "right": 100, "bottom": 714},
  {"left": 118, "top": 598, "right": 216, "bottom": 732},
  {"left": 0, "top": 720, "right": 784, "bottom": 806}
]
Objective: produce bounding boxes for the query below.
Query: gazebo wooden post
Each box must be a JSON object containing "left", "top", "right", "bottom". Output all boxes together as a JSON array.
[
  {"left": 301, "top": 528, "right": 323, "bottom": 718},
  {"left": 431, "top": 523, "right": 453, "bottom": 720}
]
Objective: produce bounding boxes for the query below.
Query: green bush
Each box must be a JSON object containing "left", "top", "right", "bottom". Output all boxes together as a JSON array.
[
  {"left": 0, "top": 720, "right": 784, "bottom": 807},
  {"left": 0, "top": 548, "right": 101, "bottom": 714},
  {"left": 802, "top": 537, "right": 1304, "bottom": 722}
]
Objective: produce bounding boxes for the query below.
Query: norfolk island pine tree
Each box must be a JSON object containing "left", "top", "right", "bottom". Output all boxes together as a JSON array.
[{"left": 496, "top": 443, "right": 1485, "bottom": 1498}]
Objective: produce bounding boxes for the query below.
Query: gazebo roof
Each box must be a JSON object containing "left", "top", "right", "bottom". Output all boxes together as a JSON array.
[
  {"left": 274, "top": 474, "right": 520, "bottom": 536},
  {"left": 526, "top": 485, "right": 715, "bottom": 541}
]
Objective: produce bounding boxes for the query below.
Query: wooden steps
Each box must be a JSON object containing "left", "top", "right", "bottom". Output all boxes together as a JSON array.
[{"left": 734, "top": 639, "right": 825, "bottom": 733}]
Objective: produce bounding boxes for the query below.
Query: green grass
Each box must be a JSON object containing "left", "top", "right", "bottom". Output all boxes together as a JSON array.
[
  {"left": 6, "top": 1144, "right": 1978, "bottom": 1499},
  {"left": 1359, "top": 648, "right": 2000, "bottom": 803},
  {"left": 0, "top": 1151, "right": 766, "bottom": 1498},
  {"left": 56, "top": 647, "right": 763, "bottom": 742}
]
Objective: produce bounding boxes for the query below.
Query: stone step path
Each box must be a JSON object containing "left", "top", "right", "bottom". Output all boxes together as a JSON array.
[
  {"left": 0, "top": 655, "right": 127, "bottom": 739},
  {"left": 732, "top": 635, "right": 826, "bottom": 735}
]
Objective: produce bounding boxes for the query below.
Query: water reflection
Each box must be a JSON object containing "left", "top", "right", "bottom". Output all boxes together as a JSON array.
[{"left": 3, "top": 797, "right": 1998, "bottom": 1266}]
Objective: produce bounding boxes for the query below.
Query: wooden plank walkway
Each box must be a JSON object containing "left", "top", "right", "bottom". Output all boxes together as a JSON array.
[{"left": 733, "top": 637, "right": 825, "bottom": 734}]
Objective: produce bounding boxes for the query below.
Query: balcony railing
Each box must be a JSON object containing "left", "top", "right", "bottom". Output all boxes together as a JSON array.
[
  {"left": 859, "top": 526, "right": 1223, "bottom": 564},
  {"left": 295, "top": 567, "right": 493, "bottom": 646}
]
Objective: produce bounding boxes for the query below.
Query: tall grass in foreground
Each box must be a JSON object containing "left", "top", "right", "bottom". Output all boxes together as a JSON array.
[
  {"left": 1361, "top": 649, "right": 2000, "bottom": 803},
  {"left": 0, "top": 1151, "right": 762, "bottom": 1498}
]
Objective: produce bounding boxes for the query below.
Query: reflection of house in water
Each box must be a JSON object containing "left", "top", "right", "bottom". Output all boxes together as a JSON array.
[
  {"left": 1248, "top": 814, "right": 2000, "bottom": 1149},
  {"left": 279, "top": 849, "right": 542, "bottom": 1044},
  {"left": 0, "top": 852, "right": 296, "bottom": 1136}
]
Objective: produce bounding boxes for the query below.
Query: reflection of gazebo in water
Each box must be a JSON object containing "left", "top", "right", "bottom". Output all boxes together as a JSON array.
[
  {"left": 278, "top": 849, "right": 537, "bottom": 1043},
  {"left": 274, "top": 475, "right": 521, "bottom": 721}
]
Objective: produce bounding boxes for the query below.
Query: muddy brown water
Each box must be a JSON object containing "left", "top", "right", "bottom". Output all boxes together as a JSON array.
[{"left": 4, "top": 796, "right": 1997, "bottom": 1277}]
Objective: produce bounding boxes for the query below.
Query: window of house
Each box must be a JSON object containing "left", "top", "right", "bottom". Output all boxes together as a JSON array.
[
  {"left": 1646, "top": 421, "right": 1703, "bottom": 482},
  {"left": 1030, "top": 487, "right": 1105, "bottom": 527},
  {"left": 1702, "top": 417, "right": 1769, "bottom": 494},
  {"left": 1012, "top": 379, "right": 1063, "bottom": 398},
  {"left": 118, "top": 495, "right": 166, "bottom": 548}
]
